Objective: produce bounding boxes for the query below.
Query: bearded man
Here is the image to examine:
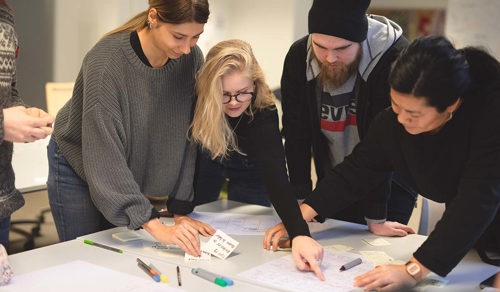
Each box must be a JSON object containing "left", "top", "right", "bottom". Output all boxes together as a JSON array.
[{"left": 280, "top": 0, "right": 416, "bottom": 225}]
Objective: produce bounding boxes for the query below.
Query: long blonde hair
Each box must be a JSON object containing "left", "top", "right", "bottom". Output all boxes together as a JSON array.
[
  {"left": 191, "top": 39, "right": 275, "bottom": 159},
  {"left": 104, "top": 0, "right": 209, "bottom": 37}
]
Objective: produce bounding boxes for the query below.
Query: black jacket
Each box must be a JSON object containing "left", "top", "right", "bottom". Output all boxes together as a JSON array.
[
  {"left": 281, "top": 35, "right": 408, "bottom": 200},
  {"left": 305, "top": 55, "right": 500, "bottom": 276}
]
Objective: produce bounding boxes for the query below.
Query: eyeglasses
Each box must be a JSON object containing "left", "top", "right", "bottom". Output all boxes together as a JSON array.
[{"left": 222, "top": 91, "right": 255, "bottom": 104}]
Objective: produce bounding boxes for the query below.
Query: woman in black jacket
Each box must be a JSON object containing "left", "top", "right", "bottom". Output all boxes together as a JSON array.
[{"left": 277, "top": 35, "right": 500, "bottom": 291}]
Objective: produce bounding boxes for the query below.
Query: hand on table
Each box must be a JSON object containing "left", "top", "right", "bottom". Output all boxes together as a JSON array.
[
  {"left": 291, "top": 236, "right": 325, "bottom": 281},
  {"left": 263, "top": 222, "right": 289, "bottom": 251},
  {"left": 354, "top": 264, "right": 416, "bottom": 291},
  {"left": 368, "top": 221, "right": 415, "bottom": 237},
  {"left": 3, "top": 106, "right": 53, "bottom": 142},
  {"left": 173, "top": 214, "right": 215, "bottom": 237},
  {"left": 142, "top": 216, "right": 214, "bottom": 257}
]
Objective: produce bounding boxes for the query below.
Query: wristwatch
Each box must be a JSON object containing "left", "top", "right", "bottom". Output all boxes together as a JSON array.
[{"left": 405, "top": 261, "right": 422, "bottom": 281}]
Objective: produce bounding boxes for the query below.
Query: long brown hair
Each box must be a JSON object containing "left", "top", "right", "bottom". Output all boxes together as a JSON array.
[{"left": 104, "top": 0, "right": 209, "bottom": 37}]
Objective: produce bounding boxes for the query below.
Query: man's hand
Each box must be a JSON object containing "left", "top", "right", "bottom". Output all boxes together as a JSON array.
[
  {"left": 3, "top": 106, "right": 53, "bottom": 142},
  {"left": 263, "top": 222, "right": 289, "bottom": 251},
  {"left": 173, "top": 214, "right": 215, "bottom": 237}
]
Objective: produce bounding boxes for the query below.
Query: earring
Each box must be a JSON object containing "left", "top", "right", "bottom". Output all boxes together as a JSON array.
[
  {"left": 147, "top": 20, "right": 152, "bottom": 30},
  {"left": 447, "top": 111, "right": 453, "bottom": 121}
]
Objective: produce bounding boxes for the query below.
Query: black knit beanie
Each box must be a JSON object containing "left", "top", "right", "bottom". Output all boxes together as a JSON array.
[{"left": 308, "top": 0, "right": 371, "bottom": 42}]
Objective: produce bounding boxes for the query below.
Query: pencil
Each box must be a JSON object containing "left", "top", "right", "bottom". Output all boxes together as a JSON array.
[{"left": 83, "top": 239, "right": 123, "bottom": 253}]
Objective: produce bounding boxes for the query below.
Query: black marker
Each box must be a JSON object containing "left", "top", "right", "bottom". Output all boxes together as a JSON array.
[
  {"left": 340, "top": 258, "right": 362, "bottom": 271},
  {"left": 176, "top": 266, "right": 182, "bottom": 286}
]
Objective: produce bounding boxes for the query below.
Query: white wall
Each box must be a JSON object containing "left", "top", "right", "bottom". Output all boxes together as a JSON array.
[
  {"left": 53, "top": 0, "right": 147, "bottom": 82},
  {"left": 445, "top": 0, "right": 500, "bottom": 59},
  {"left": 370, "top": 0, "right": 448, "bottom": 9},
  {"left": 199, "top": 0, "right": 300, "bottom": 89},
  {"left": 53, "top": 0, "right": 498, "bottom": 91},
  {"left": 51, "top": 0, "right": 306, "bottom": 89}
]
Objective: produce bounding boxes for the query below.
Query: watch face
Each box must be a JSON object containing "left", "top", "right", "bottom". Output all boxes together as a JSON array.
[{"left": 406, "top": 262, "right": 421, "bottom": 276}]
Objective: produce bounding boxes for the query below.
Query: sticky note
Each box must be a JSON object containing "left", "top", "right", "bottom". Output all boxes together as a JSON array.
[
  {"left": 359, "top": 250, "right": 394, "bottom": 265},
  {"left": 185, "top": 242, "right": 212, "bottom": 261},
  {"left": 204, "top": 229, "right": 239, "bottom": 260},
  {"left": 362, "top": 237, "right": 391, "bottom": 246},
  {"left": 324, "top": 244, "right": 354, "bottom": 252},
  {"left": 112, "top": 231, "right": 143, "bottom": 242}
]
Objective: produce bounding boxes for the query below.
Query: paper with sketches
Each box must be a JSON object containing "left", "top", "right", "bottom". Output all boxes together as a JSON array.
[
  {"left": 204, "top": 229, "right": 239, "bottom": 259},
  {"left": 238, "top": 251, "right": 373, "bottom": 292},
  {"left": 188, "top": 212, "right": 281, "bottom": 235}
]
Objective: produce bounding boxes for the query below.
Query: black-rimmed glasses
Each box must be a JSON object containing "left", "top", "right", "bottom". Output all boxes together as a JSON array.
[{"left": 222, "top": 91, "right": 255, "bottom": 104}]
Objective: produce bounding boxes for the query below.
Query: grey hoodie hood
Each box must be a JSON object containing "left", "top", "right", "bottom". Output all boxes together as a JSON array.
[{"left": 359, "top": 15, "right": 403, "bottom": 80}]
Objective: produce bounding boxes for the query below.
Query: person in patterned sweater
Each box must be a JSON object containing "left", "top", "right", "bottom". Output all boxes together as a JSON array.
[{"left": 0, "top": 0, "right": 53, "bottom": 250}]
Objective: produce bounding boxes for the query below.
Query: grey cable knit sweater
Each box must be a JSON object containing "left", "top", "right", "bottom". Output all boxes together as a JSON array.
[
  {"left": 0, "top": 4, "right": 25, "bottom": 218},
  {"left": 53, "top": 31, "right": 202, "bottom": 229}
]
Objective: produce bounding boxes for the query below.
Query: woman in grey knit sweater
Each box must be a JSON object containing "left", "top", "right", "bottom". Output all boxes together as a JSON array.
[
  {"left": 0, "top": 0, "right": 53, "bottom": 250},
  {"left": 47, "top": 0, "right": 214, "bottom": 257}
]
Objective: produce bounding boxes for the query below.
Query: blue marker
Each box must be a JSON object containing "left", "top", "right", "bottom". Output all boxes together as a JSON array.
[{"left": 137, "top": 262, "right": 160, "bottom": 282}]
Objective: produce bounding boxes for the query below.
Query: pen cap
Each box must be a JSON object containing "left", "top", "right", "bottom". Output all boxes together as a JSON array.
[
  {"left": 220, "top": 276, "right": 233, "bottom": 286},
  {"left": 214, "top": 278, "right": 227, "bottom": 287}
]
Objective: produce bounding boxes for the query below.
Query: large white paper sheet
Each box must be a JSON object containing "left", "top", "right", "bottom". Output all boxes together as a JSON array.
[
  {"left": 238, "top": 251, "right": 373, "bottom": 292},
  {"left": 188, "top": 211, "right": 281, "bottom": 235}
]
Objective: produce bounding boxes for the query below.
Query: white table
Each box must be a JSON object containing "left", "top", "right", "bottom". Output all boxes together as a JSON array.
[{"left": 7, "top": 200, "right": 499, "bottom": 291}]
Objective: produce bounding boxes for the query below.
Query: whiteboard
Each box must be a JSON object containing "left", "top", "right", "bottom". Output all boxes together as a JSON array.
[
  {"left": 445, "top": 0, "right": 500, "bottom": 59},
  {"left": 11, "top": 136, "right": 50, "bottom": 193}
]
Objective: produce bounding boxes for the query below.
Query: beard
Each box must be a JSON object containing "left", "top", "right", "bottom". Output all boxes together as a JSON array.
[{"left": 316, "top": 48, "right": 362, "bottom": 89}]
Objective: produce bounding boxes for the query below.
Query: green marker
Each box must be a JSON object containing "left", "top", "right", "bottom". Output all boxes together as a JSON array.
[
  {"left": 83, "top": 239, "right": 123, "bottom": 253},
  {"left": 191, "top": 268, "right": 227, "bottom": 287}
]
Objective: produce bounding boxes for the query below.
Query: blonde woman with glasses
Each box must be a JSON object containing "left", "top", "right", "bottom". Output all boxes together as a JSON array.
[{"left": 191, "top": 40, "right": 307, "bottom": 236}]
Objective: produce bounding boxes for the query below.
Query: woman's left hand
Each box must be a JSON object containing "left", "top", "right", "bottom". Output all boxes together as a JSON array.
[
  {"left": 368, "top": 221, "right": 416, "bottom": 237},
  {"left": 354, "top": 264, "right": 416, "bottom": 291},
  {"left": 174, "top": 215, "right": 216, "bottom": 237}
]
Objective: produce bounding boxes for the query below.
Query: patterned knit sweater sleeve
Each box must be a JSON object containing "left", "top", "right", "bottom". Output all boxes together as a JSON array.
[
  {"left": 0, "top": 5, "right": 23, "bottom": 143},
  {"left": 0, "top": 4, "right": 25, "bottom": 218}
]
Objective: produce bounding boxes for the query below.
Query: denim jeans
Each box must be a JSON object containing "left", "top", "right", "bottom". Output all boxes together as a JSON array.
[
  {"left": 47, "top": 136, "right": 114, "bottom": 242},
  {"left": 0, "top": 216, "right": 10, "bottom": 250},
  {"left": 194, "top": 151, "right": 271, "bottom": 207}
]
